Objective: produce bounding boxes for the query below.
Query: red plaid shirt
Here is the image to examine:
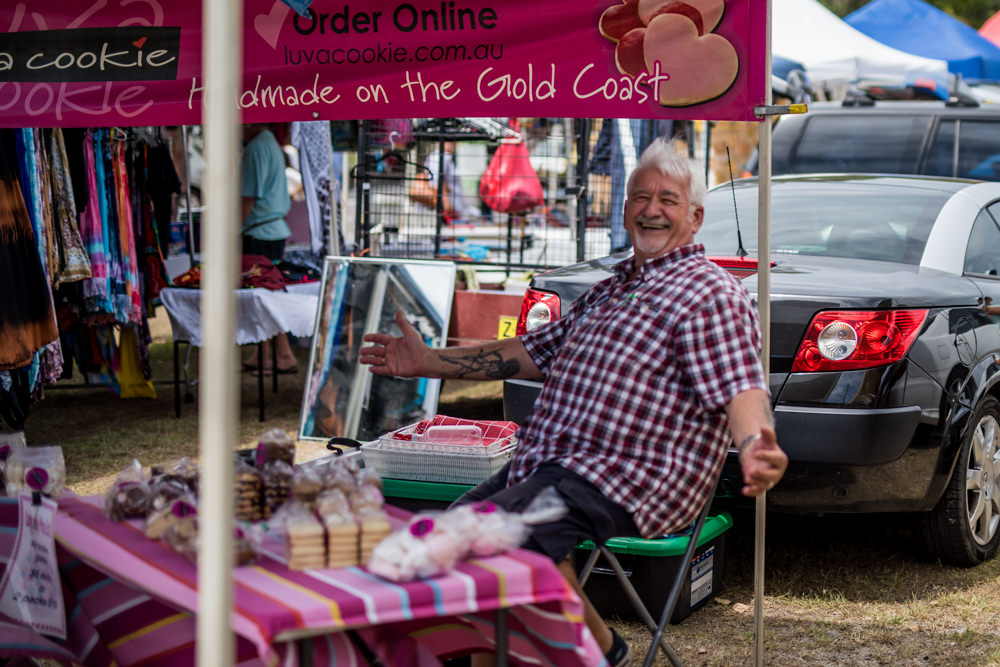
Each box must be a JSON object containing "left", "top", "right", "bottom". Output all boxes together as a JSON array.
[{"left": 510, "top": 244, "right": 766, "bottom": 538}]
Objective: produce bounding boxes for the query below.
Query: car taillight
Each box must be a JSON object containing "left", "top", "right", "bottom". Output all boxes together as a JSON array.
[
  {"left": 516, "top": 288, "right": 561, "bottom": 335},
  {"left": 792, "top": 309, "right": 929, "bottom": 372},
  {"left": 708, "top": 256, "right": 774, "bottom": 280}
]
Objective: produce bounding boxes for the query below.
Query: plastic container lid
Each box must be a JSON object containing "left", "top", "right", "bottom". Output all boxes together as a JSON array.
[{"left": 413, "top": 425, "right": 483, "bottom": 446}]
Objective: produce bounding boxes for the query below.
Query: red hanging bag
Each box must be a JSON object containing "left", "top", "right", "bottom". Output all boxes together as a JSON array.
[{"left": 479, "top": 120, "right": 545, "bottom": 214}]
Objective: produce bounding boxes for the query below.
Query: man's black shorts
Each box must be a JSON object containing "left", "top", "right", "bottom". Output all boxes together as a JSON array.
[{"left": 451, "top": 462, "right": 640, "bottom": 563}]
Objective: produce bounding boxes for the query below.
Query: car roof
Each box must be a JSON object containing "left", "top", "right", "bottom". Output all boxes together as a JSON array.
[
  {"left": 719, "top": 173, "right": 981, "bottom": 194},
  {"left": 792, "top": 100, "right": 1000, "bottom": 118}
]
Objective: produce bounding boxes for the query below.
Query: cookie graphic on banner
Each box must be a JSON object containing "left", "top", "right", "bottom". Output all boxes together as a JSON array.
[{"left": 599, "top": 0, "right": 739, "bottom": 106}]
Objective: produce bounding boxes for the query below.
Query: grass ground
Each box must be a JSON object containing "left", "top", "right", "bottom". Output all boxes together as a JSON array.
[{"left": 19, "top": 312, "right": 1000, "bottom": 666}]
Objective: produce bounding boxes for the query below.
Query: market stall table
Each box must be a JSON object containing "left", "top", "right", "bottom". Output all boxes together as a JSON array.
[
  {"left": 159, "top": 283, "right": 320, "bottom": 421},
  {"left": 6, "top": 494, "right": 602, "bottom": 666}
]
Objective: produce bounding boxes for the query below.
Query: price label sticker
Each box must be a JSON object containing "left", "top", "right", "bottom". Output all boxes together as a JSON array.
[{"left": 497, "top": 316, "right": 517, "bottom": 340}]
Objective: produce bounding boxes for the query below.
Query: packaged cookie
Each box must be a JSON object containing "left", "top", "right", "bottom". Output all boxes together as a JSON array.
[
  {"left": 319, "top": 456, "right": 358, "bottom": 495},
  {"left": 146, "top": 492, "right": 198, "bottom": 540},
  {"left": 270, "top": 498, "right": 325, "bottom": 570},
  {"left": 260, "top": 459, "right": 293, "bottom": 519},
  {"left": 234, "top": 526, "right": 256, "bottom": 566},
  {"left": 0, "top": 431, "right": 27, "bottom": 496},
  {"left": 147, "top": 474, "right": 193, "bottom": 516},
  {"left": 234, "top": 460, "right": 263, "bottom": 522},
  {"left": 291, "top": 464, "right": 324, "bottom": 507},
  {"left": 162, "top": 500, "right": 199, "bottom": 561},
  {"left": 5, "top": 445, "right": 65, "bottom": 498},
  {"left": 150, "top": 457, "right": 200, "bottom": 496},
  {"left": 104, "top": 459, "right": 152, "bottom": 522},
  {"left": 255, "top": 428, "right": 295, "bottom": 467}
]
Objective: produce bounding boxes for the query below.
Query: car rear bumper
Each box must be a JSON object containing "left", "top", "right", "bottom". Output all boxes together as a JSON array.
[{"left": 774, "top": 404, "right": 921, "bottom": 465}]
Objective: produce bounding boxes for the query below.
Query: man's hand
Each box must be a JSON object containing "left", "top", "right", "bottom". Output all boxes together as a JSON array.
[
  {"left": 738, "top": 425, "right": 787, "bottom": 497},
  {"left": 359, "top": 311, "right": 428, "bottom": 377}
]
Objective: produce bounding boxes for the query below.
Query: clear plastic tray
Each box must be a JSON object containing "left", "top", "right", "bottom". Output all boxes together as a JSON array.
[{"left": 360, "top": 437, "right": 516, "bottom": 484}]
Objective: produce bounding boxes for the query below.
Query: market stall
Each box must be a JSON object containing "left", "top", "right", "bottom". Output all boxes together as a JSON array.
[{"left": 0, "top": 0, "right": 778, "bottom": 664}]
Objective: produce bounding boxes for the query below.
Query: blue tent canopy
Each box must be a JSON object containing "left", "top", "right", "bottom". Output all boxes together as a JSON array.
[
  {"left": 773, "top": 55, "right": 806, "bottom": 81},
  {"left": 846, "top": 0, "right": 1000, "bottom": 80}
]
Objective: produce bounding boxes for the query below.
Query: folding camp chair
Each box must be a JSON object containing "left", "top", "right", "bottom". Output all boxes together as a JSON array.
[{"left": 578, "top": 479, "right": 720, "bottom": 667}]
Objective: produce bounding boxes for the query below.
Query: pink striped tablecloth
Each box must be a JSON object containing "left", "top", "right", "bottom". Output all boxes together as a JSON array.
[{"left": 2, "top": 494, "right": 605, "bottom": 666}]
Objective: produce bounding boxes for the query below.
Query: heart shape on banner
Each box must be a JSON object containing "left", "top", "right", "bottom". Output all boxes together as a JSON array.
[
  {"left": 637, "top": 0, "right": 725, "bottom": 35},
  {"left": 254, "top": 0, "right": 291, "bottom": 50},
  {"left": 643, "top": 13, "right": 738, "bottom": 106},
  {"left": 600, "top": 0, "right": 642, "bottom": 41},
  {"left": 132, "top": 37, "right": 147, "bottom": 48}
]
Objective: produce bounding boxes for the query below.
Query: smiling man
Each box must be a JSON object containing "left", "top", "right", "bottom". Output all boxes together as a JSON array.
[{"left": 360, "top": 138, "right": 786, "bottom": 666}]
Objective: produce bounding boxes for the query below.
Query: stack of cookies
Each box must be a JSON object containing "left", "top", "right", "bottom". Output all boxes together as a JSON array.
[
  {"left": 285, "top": 513, "right": 326, "bottom": 571},
  {"left": 359, "top": 514, "right": 392, "bottom": 563},
  {"left": 234, "top": 465, "right": 263, "bottom": 522},
  {"left": 317, "top": 488, "right": 360, "bottom": 568}
]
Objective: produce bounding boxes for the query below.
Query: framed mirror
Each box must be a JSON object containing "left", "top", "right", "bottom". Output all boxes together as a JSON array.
[{"left": 299, "top": 256, "right": 456, "bottom": 442}]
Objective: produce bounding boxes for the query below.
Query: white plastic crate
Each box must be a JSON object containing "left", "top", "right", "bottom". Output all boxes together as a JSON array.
[{"left": 361, "top": 422, "right": 517, "bottom": 484}]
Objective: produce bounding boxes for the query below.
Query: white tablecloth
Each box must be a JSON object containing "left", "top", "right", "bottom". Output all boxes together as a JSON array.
[{"left": 159, "top": 283, "right": 320, "bottom": 346}]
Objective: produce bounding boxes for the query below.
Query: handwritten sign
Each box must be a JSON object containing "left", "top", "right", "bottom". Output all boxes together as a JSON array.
[
  {"left": 0, "top": 492, "right": 66, "bottom": 639},
  {"left": 0, "top": 0, "right": 765, "bottom": 127}
]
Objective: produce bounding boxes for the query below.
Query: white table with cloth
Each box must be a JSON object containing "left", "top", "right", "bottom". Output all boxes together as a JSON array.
[{"left": 159, "top": 282, "right": 320, "bottom": 421}]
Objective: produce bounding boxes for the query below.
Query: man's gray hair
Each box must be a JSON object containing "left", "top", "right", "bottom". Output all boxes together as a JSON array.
[{"left": 627, "top": 138, "right": 707, "bottom": 209}]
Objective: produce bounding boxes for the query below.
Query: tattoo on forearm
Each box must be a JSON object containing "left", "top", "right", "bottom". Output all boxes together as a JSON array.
[{"left": 439, "top": 349, "right": 520, "bottom": 379}]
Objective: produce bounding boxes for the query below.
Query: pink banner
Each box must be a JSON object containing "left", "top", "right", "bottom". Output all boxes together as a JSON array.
[{"left": 0, "top": 0, "right": 766, "bottom": 127}]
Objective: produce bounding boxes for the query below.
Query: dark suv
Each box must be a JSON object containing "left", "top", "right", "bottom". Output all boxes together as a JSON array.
[{"left": 764, "top": 98, "right": 1000, "bottom": 181}]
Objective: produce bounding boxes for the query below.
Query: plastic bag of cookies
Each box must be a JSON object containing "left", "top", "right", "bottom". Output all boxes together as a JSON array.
[
  {"left": 255, "top": 428, "right": 295, "bottom": 466},
  {"left": 104, "top": 458, "right": 152, "bottom": 521},
  {"left": 5, "top": 445, "right": 66, "bottom": 498}
]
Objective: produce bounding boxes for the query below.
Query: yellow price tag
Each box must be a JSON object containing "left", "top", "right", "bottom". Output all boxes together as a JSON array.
[{"left": 497, "top": 316, "right": 517, "bottom": 339}]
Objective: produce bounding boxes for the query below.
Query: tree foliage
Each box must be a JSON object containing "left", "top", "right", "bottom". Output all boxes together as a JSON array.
[{"left": 820, "top": 0, "right": 997, "bottom": 28}]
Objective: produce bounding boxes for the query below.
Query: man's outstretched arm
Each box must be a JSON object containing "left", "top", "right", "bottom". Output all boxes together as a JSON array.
[{"left": 360, "top": 310, "right": 543, "bottom": 381}]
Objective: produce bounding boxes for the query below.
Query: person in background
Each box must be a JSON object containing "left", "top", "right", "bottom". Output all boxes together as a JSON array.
[
  {"left": 360, "top": 138, "right": 787, "bottom": 666},
  {"left": 240, "top": 123, "right": 297, "bottom": 375},
  {"left": 425, "top": 140, "right": 478, "bottom": 222}
]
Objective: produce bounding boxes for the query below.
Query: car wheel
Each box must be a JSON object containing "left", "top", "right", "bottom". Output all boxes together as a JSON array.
[{"left": 919, "top": 396, "right": 1000, "bottom": 566}]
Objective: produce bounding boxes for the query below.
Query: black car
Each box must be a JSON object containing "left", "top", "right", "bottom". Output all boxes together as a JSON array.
[
  {"left": 504, "top": 174, "right": 1000, "bottom": 566},
  {"left": 759, "top": 98, "right": 1000, "bottom": 182}
]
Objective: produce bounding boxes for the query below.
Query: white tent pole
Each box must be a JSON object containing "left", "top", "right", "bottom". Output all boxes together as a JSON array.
[
  {"left": 197, "top": 0, "right": 241, "bottom": 664},
  {"left": 753, "top": 0, "right": 774, "bottom": 664}
]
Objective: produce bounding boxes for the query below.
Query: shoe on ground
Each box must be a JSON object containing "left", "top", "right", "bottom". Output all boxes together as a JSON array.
[{"left": 606, "top": 628, "right": 633, "bottom": 667}]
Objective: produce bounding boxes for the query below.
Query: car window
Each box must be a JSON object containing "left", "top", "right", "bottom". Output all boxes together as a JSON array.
[
  {"left": 963, "top": 209, "right": 1000, "bottom": 276},
  {"left": 701, "top": 181, "right": 950, "bottom": 265},
  {"left": 791, "top": 116, "right": 930, "bottom": 174},
  {"left": 924, "top": 120, "right": 956, "bottom": 177},
  {"left": 958, "top": 121, "right": 1000, "bottom": 181},
  {"left": 927, "top": 120, "right": 1000, "bottom": 181}
]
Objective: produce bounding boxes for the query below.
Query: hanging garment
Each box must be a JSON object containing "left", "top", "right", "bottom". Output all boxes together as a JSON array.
[
  {"left": 130, "top": 141, "right": 170, "bottom": 306},
  {"left": 0, "top": 130, "right": 59, "bottom": 370},
  {"left": 291, "top": 120, "right": 343, "bottom": 256},
  {"left": 144, "top": 139, "right": 181, "bottom": 255},
  {"left": 112, "top": 139, "right": 142, "bottom": 323},
  {"left": 47, "top": 128, "right": 92, "bottom": 285},
  {"left": 61, "top": 128, "right": 90, "bottom": 216},
  {"left": 31, "top": 130, "right": 60, "bottom": 283},
  {"left": 118, "top": 324, "right": 155, "bottom": 399},
  {"left": 79, "top": 130, "right": 113, "bottom": 314},
  {"left": 15, "top": 129, "right": 65, "bottom": 387}
]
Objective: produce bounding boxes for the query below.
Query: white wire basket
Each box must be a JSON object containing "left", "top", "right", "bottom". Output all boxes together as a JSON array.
[{"left": 361, "top": 422, "right": 517, "bottom": 484}]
